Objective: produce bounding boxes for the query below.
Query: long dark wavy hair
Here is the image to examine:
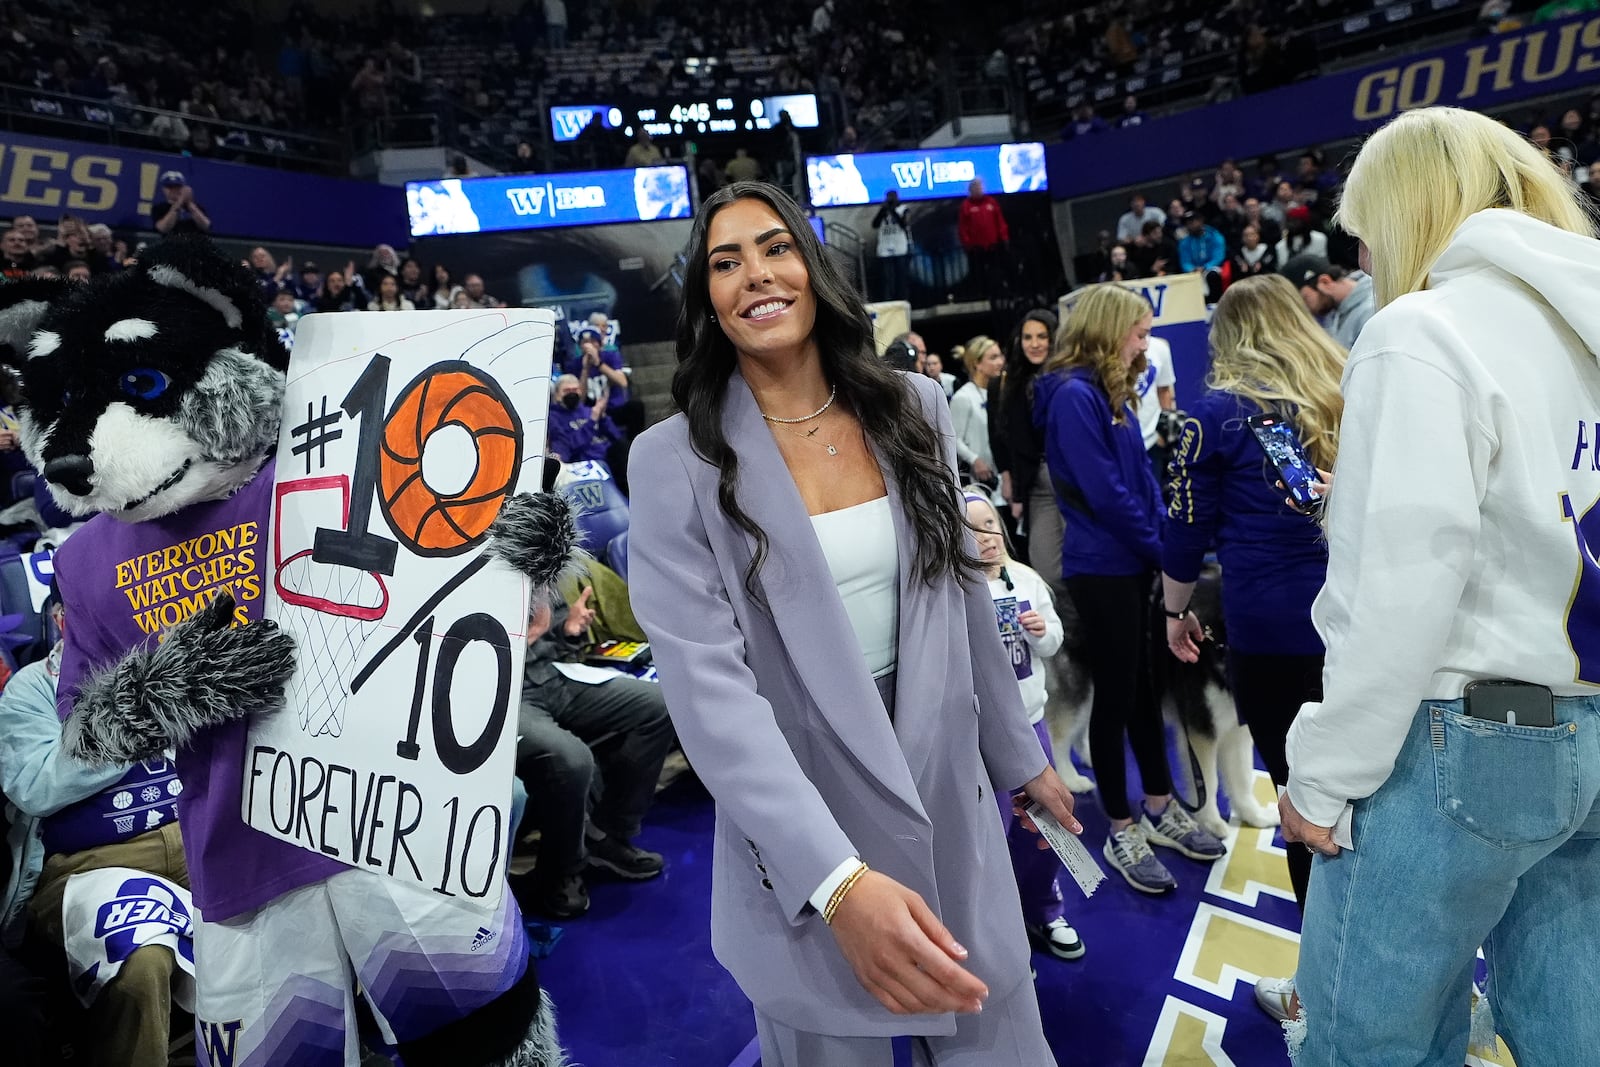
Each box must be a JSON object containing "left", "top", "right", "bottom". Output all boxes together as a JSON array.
[
  {"left": 671, "top": 181, "right": 980, "bottom": 598},
  {"left": 998, "top": 306, "right": 1058, "bottom": 411}
]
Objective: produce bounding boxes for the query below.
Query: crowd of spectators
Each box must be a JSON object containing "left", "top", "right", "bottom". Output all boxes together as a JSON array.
[
  {"left": 1080, "top": 90, "right": 1600, "bottom": 291},
  {"left": 1014, "top": 0, "right": 1598, "bottom": 143},
  {"left": 401, "top": 0, "right": 958, "bottom": 176},
  {"left": 1080, "top": 147, "right": 1355, "bottom": 299},
  {"left": 0, "top": 0, "right": 428, "bottom": 167}
]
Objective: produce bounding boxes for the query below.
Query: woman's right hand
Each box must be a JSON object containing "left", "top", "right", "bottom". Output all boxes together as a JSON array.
[
  {"left": 1278, "top": 468, "right": 1333, "bottom": 513},
  {"left": 828, "top": 870, "right": 988, "bottom": 1016}
]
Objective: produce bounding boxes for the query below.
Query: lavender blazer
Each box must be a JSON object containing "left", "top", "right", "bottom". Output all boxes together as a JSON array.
[{"left": 628, "top": 369, "right": 1049, "bottom": 1037}]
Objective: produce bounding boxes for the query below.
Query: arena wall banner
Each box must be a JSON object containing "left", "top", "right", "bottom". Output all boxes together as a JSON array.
[
  {"left": 243, "top": 308, "right": 555, "bottom": 907},
  {"left": 865, "top": 300, "right": 911, "bottom": 353},
  {"left": 1045, "top": 11, "right": 1600, "bottom": 199},
  {"left": 1060, "top": 271, "right": 1210, "bottom": 409},
  {"left": 807, "top": 142, "right": 1048, "bottom": 207},
  {"left": 405, "top": 165, "right": 692, "bottom": 236},
  {"left": 0, "top": 130, "right": 406, "bottom": 246}
]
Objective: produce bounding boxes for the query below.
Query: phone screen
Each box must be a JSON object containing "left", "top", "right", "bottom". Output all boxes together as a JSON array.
[{"left": 1246, "top": 413, "right": 1321, "bottom": 509}]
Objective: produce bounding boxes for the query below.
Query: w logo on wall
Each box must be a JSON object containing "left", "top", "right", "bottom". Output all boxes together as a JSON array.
[{"left": 552, "top": 107, "right": 597, "bottom": 141}]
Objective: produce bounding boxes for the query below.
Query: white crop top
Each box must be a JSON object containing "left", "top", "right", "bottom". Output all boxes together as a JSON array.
[{"left": 809, "top": 496, "right": 899, "bottom": 678}]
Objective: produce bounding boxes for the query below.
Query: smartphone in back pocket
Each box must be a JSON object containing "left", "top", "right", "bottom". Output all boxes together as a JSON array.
[{"left": 1463, "top": 680, "right": 1555, "bottom": 728}]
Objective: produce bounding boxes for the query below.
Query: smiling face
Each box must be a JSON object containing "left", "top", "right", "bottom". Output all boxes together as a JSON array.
[
  {"left": 705, "top": 197, "right": 817, "bottom": 365},
  {"left": 1020, "top": 317, "right": 1050, "bottom": 364},
  {"left": 1120, "top": 312, "right": 1153, "bottom": 368}
]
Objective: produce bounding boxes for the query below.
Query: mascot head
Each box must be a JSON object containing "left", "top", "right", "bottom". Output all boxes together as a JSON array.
[{"left": 9, "top": 235, "right": 287, "bottom": 523}]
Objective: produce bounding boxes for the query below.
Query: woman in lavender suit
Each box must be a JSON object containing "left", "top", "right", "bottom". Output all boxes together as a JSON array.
[{"left": 628, "top": 181, "right": 1079, "bottom": 1066}]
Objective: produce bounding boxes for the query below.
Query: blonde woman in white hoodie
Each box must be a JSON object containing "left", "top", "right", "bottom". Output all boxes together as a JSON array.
[{"left": 1280, "top": 106, "right": 1600, "bottom": 1067}]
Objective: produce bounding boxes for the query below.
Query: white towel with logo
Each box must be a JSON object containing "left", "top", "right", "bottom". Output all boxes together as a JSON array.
[{"left": 60, "top": 866, "right": 197, "bottom": 1009}]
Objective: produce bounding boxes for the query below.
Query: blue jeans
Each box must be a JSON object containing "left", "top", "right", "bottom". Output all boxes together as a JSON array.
[{"left": 1295, "top": 695, "right": 1600, "bottom": 1066}]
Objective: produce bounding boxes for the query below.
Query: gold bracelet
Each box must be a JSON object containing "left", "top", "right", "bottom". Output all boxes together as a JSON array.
[{"left": 823, "top": 862, "right": 870, "bottom": 925}]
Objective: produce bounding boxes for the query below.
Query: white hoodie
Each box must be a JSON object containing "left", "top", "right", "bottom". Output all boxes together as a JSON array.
[{"left": 1287, "top": 209, "right": 1600, "bottom": 835}]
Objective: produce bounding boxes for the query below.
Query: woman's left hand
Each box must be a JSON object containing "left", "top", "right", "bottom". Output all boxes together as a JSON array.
[
  {"left": 1166, "top": 613, "right": 1205, "bottom": 663},
  {"left": 1014, "top": 765, "right": 1081, "bottom": 849},
  {"left": 1019, "top": 609, "right": 1047, "bottom": 638}
]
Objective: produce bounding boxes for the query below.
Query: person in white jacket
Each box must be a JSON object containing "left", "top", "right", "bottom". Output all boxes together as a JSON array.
[
  {"left": 949, "top": 334, "right": 1004, "bottom": 491},
  {"left": 964, "top": 491, "right": 1084, "bottom": 963},
  {"left": 1279, "top": 106, "right": 1600, "bottom": 1067}
]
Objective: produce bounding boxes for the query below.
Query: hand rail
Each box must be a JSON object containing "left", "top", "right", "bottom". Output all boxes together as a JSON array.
[{"left": 0, "top": 82, "right": 343, "bottom": 171}]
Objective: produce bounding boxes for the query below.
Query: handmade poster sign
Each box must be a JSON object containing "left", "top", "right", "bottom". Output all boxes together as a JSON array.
[{"left": 243, "top": 308, "right": 554, "bottom": 907}]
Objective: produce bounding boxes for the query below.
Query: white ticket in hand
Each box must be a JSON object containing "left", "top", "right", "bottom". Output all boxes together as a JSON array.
[{"left": 1026, "top": 802, "right": 1106, "bottom": 898}]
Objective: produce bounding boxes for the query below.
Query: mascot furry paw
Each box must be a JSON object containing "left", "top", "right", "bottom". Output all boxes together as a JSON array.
[{"left": 0, "top": 235, "right": 575, "bottom": 1067}]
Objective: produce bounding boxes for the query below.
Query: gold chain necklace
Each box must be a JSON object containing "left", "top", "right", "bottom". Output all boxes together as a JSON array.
[{"left": 772, "top": 410, "right": 841, "bottom": 456}]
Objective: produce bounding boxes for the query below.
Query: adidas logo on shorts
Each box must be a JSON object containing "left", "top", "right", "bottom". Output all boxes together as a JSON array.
[{"left": 470, "top": 926, "right": 497, "bottom": 952}]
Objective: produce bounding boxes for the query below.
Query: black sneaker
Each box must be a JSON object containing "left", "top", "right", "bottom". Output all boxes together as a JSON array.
[
  {"left": 585, "top": 835, "right": 665, "bottom": 881},
  {"left": 510, "top": 870, "right": 589, "bottom": 920}
]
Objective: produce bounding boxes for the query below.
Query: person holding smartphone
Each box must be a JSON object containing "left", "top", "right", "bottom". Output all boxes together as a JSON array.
[
  {"left": 1035, "top": 284, "right": 1226, "bottom": 895},
  {"left": 1158, "top": 273, "right": 1347, "bottom": 1019},
  {"left": 1280, "top": 107, "right": 1600, "bottom": 1066}
]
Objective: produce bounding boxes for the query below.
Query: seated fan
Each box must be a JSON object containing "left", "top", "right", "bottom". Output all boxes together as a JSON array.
[{"left": 554, "top": 460, "right": 629, "bottom": 568}]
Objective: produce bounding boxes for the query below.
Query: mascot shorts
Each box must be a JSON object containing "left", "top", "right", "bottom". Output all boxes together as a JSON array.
[{"left": 192, "top": 865, "right": 530, "bottom": 1067}]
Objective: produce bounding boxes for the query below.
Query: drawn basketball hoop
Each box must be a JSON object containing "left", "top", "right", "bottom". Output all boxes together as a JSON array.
[{"left": 273, "top": 475, "right": 391, "bottom": 738}]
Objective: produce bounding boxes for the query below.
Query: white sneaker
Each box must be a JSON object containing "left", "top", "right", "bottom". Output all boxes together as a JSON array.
[
  {"left": 1027, "top": 916, "right": 1086, "bottom": 960},
  {"left": 1255, "top": 975, "right": 1297, "bottom": 1022}
]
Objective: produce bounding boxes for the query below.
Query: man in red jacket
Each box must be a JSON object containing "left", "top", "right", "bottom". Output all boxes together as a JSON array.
[{"left": 958, "top": 178, "right": 1010, "bottom": 306}]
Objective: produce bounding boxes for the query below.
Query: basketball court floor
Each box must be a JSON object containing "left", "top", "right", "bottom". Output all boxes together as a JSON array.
[{"left": 537, "top": 753, "right": 1520, "bottom": 1066}]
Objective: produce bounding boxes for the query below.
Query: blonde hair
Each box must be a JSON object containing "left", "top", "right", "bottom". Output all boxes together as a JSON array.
[
  {"left": 1339, "top": 107, "right": 1597, "bottom": 308},
  {"left": 962, "top": 488, "right": 1015, "bottom": 567},
  {"left": 1207, "top": 274, "right": 1347, "bottom": 470},
  {"left": 1044, "top": 284, "right": 1151, "bottom": 423},
  {"left": 954, "top": 334, "right": 1000, "bottom": 387}
]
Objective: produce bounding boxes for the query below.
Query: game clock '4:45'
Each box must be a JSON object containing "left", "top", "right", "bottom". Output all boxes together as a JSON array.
[
  {"left": 308, "top": 352, "right": 525, "bottom": 778},
  {"left": 669, "top": 101, "right": 712, "bottom": 123}
]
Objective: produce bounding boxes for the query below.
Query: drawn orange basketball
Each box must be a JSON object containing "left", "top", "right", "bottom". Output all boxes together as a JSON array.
[{"left": 377, "top": 361, "right": 523, "bottom": 556}]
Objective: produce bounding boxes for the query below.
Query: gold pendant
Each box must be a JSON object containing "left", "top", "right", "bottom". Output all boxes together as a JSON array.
[{"left": 826, "top": 444, "right": 838, "bottom": 456}]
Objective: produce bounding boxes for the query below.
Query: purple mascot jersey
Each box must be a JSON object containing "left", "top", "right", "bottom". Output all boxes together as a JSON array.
[{"left": 54, "top": 458, "right": 345, "bottom": 921}]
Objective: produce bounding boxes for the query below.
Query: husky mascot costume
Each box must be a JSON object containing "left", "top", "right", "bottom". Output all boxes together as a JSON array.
[{"left": 0, "top": 236, "right": 574, "bottom": 1067}]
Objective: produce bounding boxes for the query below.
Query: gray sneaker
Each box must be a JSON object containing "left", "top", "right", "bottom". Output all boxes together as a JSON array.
[
  {"left": 1141, "top": 801, "right": 1228, "bottom": 861},
  {"left": 1103, "top": 824, "right": 1177, "bottom": 894}
]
